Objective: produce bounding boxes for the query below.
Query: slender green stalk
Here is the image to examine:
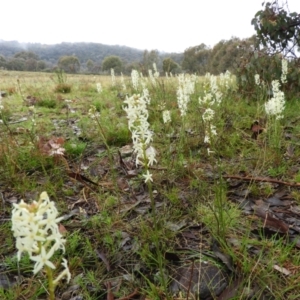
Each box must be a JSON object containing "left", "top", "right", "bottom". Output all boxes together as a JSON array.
[
  {"left": 142, "top": 149, "right": 167, "bottom": 291},
  {"left": 94, "top": 116, "right": 113, "bottom": 162},
  {"left": 88, "top": 105, "right": 114, "bottom": 167},
  {"left": 46, "top": 265, "right": 55, "bottom": 300}
]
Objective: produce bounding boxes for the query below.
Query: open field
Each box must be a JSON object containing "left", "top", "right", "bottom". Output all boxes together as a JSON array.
[{"left": 1, "top": 69, "right": 300, "bottom": 299}]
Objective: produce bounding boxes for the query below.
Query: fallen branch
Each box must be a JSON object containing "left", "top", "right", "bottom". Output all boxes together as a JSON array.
[{"left": 223, "top": 174, "right": 300, "bottom": 187}]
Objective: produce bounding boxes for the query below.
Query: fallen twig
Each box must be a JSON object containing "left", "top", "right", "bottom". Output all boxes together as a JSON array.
[
  {"left": 223, "top": 174, "right": 300, "bottom": 187},
  {"left": 116, "top": 289, "right": 139, "bottom": 300}
]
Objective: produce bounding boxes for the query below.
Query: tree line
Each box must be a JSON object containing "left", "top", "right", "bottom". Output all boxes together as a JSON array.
[{"left": 0, "top": 37, "right": 256, "bottom": 75}]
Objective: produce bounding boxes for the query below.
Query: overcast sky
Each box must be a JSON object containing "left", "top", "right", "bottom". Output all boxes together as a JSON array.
[{"left": 1, "top": 0, "right": 300, "bottom": 53}]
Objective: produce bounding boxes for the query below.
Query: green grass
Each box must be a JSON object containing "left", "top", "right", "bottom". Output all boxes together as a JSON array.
[{"left": 0, "top": 69, "right": 300, "bottom": 299}]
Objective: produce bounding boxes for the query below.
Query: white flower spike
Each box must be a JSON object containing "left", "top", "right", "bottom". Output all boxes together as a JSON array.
[{"left": 11, "top": 191, "right": 71, "bottom": 284}]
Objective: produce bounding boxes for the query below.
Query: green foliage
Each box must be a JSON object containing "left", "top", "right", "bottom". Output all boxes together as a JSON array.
[
  {"left": 267, "top": 165, "right": 287, "bottom": 177},
  {"left": 182, "top": 43, "right": 210, "bottom": 74},
  {"left": 50, "top": 71, "right": 68, "bottom": 94},
  {"left": 57, "top": 55, "right": 80, "bottom": 73},
  {"left": 5, "top": 51, "right": 46, "bottom": 71},
  {"left": 24, "top": 58, "right": 38, "bottom": 71},
  {"left": 106, "top": 125, "right": 131, "bottom": 146},
  {"left": 36, "top": 98, "right": 57, "bottom": 108},
  {"left": 124, "top": 61, "right": 142, "bottom": 74},
  {"left": 86, "top": 59, "right": 94, "bottom": 72},
  {"left": 91, "top": 99, "right": 104, "bottom": 112},
  {"left": 64, "top": 141, "right": 87, "bottom": 157},
  {"left": 162, "top": 57, "right": 179, "bottom": 74},
  {"left": 0, "top": 41, "right": 177, "bottom": 74},
  {"left": 0, "top": 41, "right": 145, "bottom": 71},
  {"left": 141, "top": 50, "right": 159, "bottom": 74},
  {"left": 37, "top": 60, "right": 47, "bottom": 71},
  {"left": 246, "top": 1, "right": 300, "bottom": 99},
  {"left": 101, "top": 55, "right": 123, "bottom": 73},
  {"left": 0, "top": 107, "right": 12, "bottom": 123},
  {"left": 0, "top": 288, "right": 15, "bottom": 300},
  {"left": 181, "top": 38, "right": 254, "bottom": 75},
  {"left": 52, "top": 68, "right": 67, "bottom": 84},
  {"left": 252, "top": 0, "right": 300, "bottom": 56},
  {"left": 235, "top": 44, "right": 300, "bottom": 99},
  {"left": 14, "top": 51, "right": 39, "bottom": 60},
  {"left": 0, "top": 55, "right": 7, "bottom": 69},
  {"left": 7, "top": 57, "right": 26, "bottom": 71},
  {"left": 208, "top": 38, "right": 250, "bottom": 74}
]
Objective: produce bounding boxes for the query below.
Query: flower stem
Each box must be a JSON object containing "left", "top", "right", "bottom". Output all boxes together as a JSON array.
[
  {"left": 147, "top": 179, "right": 167, "bottom": 289},
  {"left": 46, "top": 265, "right": 55, "bottom": 300}
]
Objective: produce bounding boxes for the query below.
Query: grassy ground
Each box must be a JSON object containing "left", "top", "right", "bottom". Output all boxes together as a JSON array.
[{"left": 1, "top": 70, "right": 300, "bottom": 299}]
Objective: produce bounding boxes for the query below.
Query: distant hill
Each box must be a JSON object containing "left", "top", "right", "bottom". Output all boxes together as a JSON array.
[
  {"left": 0, "top": 40, "right": 183, "bottom": 69},
  {"left": 0, "top": 40, "right": 144, "bottom": 64}
]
